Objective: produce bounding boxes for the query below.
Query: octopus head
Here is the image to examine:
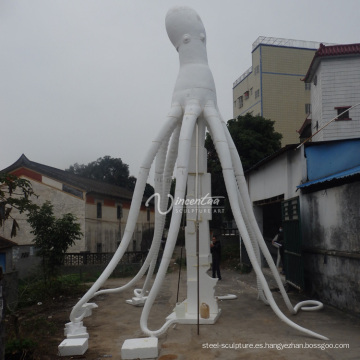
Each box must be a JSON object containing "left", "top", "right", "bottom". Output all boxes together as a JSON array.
[{"left": 165, "top": 6, "right": 206, "bottom": 52}]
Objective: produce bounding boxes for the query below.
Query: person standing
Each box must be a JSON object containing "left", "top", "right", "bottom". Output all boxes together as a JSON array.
[
  {"left": 272, "top": 226, "right": 285, "bottom": 275},
  {"left": 210, "top": 236, "right": 222, "bottom": 280}
]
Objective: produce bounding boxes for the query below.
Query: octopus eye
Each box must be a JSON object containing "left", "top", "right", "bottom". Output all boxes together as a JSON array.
[
  {"left": 200, "top": 33, "right": 206, "bottom": 42},
  {"left": 183, "top": 34, "right": 191, "bottom": 44}
]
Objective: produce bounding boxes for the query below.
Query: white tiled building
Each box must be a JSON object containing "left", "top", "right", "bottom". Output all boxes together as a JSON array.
[{"left": 301, "top": 43, "right": 360, "bottom": 141}]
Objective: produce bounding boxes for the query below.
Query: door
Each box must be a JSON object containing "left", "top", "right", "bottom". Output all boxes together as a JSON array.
[
  {"left": 281, "top": 197, "right": 304, "bottom": 290},
  {"left": 0, "top": 253, "right": 6, "bottom": 273}
]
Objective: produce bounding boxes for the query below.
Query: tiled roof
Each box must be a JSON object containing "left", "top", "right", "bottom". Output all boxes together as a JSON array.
[
  {"left": 303, "top": 43, "right": 360, "bottom": 82},
  {"left": 1, "top": 154, "right": 137, "bottom": 201},
  {"left": 297, "top": 117, "right": 312, "bottom": 136},
  {"left": 0, "top": 236, "right": 17, "bottom": 249},
  {"left": 316, "top": 43, "right": 360, "bottom": 57}
]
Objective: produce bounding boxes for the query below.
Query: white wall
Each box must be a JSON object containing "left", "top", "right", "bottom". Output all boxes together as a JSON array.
[
  {"left": 1, "top": 177, "right": 86, "bottom": 252},
  {"left": 312, "top": 56, "right": 360, "bottom": 141},
  {"left": 247, "top": 147, "right": 304, "bottom": 203}
]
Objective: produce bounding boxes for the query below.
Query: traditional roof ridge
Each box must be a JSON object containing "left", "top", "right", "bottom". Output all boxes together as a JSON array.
[
  {"left": 316, "top": 43, "right": 360, "bottom": 57},
  {"left": 1, "top": 154, "right": 136, "bottom": 201},
  {"left": 303, "top": 42, "right": 360, "bottom": 82}
]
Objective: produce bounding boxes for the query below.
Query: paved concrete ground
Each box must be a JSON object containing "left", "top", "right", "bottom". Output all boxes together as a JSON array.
[{"left": 80, "top": 256, "right": 360, "bottom": 360}]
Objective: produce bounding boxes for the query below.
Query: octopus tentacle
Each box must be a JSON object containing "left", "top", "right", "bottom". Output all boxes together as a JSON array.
[
  {"left": 140, "top": 101, "right": 202, "bottom": 337},
  {"left": 103, "top": 129, "right": 172, "bottom": 298},
  {"left": 93, "top": 111, "right": 182, "bottom": 298},
  {"left": 69, "top": 104, "right": 182, "bottom": 323},
  {"left": 221, "top": 120, "right": 299, "bottom": 312},
  {"left": 204, "top": 101, "right": 328, "bottom": 341},
  {"left": 136, "top": 128, "right": 174, "bottom": 296},
  {"left": 207, "top": 123, "right": 268, "bottom": 304},
  {"left": 222, "top": 120, "right": 324, "bottom": 314},
  {"left": 215, "top": 122, "right": 269, "bottom": 304},
  {"left": 137, "top": 123, "right": 182, "bottom": 297}
]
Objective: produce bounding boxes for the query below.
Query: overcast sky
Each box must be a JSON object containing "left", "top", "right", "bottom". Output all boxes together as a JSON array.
[{"left": 1, "top": 0, "right": 359, "bottom": 183}]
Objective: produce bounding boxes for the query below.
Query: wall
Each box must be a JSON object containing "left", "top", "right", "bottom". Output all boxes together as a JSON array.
[
  {"left": 1, "top": 176, "right": 86, "bottom": 252},
  {"left": 11, "top": 245, "right": 41, "bottom": 278},
  {"left": 313, "top": 56, "right": 360, "bottom": 141},
  {"left": 247, "top": 147, "right": 304, "bottom": 202},
  {"left": 85, "top": 196, "right": 121, "bottom": 253},
  {"left": 232, "top": 46, "right": 262, "bottom": 119},
  {"left": 261, "top": 45, "right": 314, "bottom": 145},
  {"left": 310, "top": 63, "right": 323, "bottom": 141},
  {"left": 301, "top": 182, "right": 360, "bottom": 313},
  {"left": 85, "top": 196, "right": 154, "bottom": 253}
]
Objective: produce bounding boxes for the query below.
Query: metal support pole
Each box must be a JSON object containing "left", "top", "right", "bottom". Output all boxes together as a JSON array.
[{"left": 195, "top": 121, "right": 200, "bottom": 335}]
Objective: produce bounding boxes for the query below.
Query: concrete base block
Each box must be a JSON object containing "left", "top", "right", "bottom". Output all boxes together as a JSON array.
[
  {"left": 121, "top": 337, "right": 158, "bottom": 359},
  {"left": 58, "top": 338, "right": 88, "bottom": 356},
  {"left": 126, "top": 296, "right": 147, "bottom": 306}
]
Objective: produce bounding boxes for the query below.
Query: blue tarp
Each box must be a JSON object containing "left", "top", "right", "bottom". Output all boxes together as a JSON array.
[{"left": 305, "top": 139, "right": 360, "bottom": 181}]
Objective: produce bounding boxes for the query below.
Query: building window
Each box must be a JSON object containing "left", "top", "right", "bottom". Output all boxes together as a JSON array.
[
  {"left": 305, "top": 83, "right": 311, "bottom": 90},
  {"left": 305, "top": 103, "right": 311, "bottom": 115},
  {"left": 117, "top": 204, "right": 123, "bottom": 219},
  {"left": 313, "top": 75, "right": 317, "bottom": 86},
  {"left": 335, "top": 106, "right": 351, "bottom": 121},
  {"left": 238, "top": 96, "right": 243, "bottom": 108},
  {"left": 255, "top": 89, "right": 260, "bottom": 99},
  {"left": 244, "top": 91, "right": 249, "bottom": 100},
  {"left": 254, "top": 65, "right": 259, "bottom": 75},
  {"left": 96, "top": 243, "right": 102, "bottom": 253},
  {"left": 97, "top": 202, "right": 102, "bottom": 218},
  {"left": 250, "top": 87, "right": 253, "bottom": 96}
]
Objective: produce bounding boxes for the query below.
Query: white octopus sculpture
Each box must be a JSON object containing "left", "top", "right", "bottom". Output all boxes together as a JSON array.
[{"left": 68, "top": 6, "right": 327, "bottom": 341}]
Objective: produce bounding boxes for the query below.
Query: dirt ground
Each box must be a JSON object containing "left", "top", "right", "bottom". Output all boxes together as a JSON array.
[{"left": 6, "top": 256, "right": 360, "bottom": 360}]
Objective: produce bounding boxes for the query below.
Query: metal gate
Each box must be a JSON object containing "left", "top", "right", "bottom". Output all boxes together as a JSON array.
[{"left": 281, "top": 197, "right": 304, "bottom": 290}]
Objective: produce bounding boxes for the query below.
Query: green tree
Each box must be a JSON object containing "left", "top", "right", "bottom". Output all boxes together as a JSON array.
[
  {"left": 205, "top": 113, "right": 282, "bottom": 227},
  {"left": 66, "top": 155, "right": 130, "bottom": 188},
  {"left": 0, "top": 174, "right": 37, "bottom": 360},
  {"left": 66, "top": 156, "right": 154, "bottom": 197},
  {"left": 0, "top": 173, "right": 38, "bottom": 237},
  {"left": 127, "top": 175, "right": 154, "bottom": 198},
  {"left": 27, "top": 201, "right": 82, "bottom": 281}
]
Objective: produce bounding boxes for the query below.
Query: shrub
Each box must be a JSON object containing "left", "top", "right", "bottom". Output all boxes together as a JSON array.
[{"left": 5, "top": 338, "right": 36, "bottom": 360}]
